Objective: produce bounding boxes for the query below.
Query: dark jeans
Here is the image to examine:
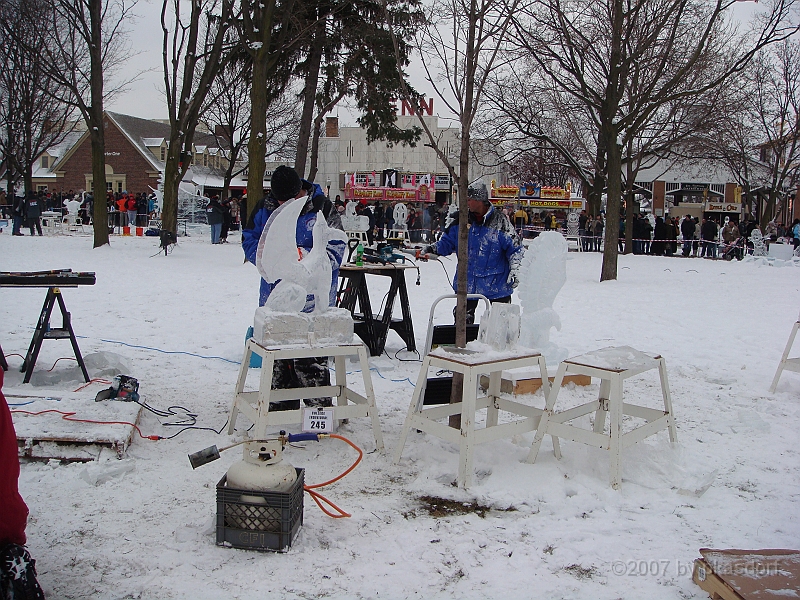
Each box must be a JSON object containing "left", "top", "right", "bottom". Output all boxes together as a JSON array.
[
  {"left": 268, "top": 356, "right": 332, "bottom": 412},
  {"left": 28, "top": 217, "right": 42, "bottom": 236}
]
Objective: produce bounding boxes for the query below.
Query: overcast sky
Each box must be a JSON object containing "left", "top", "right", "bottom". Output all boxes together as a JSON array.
[{"left": 106, "top": 0, "right": 764, "bottom": 122}]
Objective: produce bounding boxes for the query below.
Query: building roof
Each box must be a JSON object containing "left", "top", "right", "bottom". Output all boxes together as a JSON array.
[
  {"left": 105, "top": 112, "right": 223, "bottom": 171},
  {"left": 31, "top": 130, "right": 86, "bottom": 179}
]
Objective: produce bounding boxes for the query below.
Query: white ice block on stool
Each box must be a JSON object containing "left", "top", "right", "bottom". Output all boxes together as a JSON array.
[
  {"left": 253, "top": 306, "right": 354, "bottom": 346},
  {"left": 477, "top": 303, "right": 520, "bottom": 351},
  {"left": 254, "top": 307, "right": 311, "bottom": 345},
  {"left": 311, "top": 307, "right": 354, "bottom": 344}
]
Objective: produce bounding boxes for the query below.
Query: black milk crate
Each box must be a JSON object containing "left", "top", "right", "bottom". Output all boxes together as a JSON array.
[{"left": 216, "top": 468, "right": 304, "bottom": 552}]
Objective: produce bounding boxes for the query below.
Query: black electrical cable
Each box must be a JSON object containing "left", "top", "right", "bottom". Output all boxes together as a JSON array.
[
  {"left": 433, "top": 256, "right": 455, "bottom": 291},
  {"left": 133, "top": 399, "right": 228, "bottom": 439},
  {"left": 394, "top": 347, "right": 421, "bottom": 362}
]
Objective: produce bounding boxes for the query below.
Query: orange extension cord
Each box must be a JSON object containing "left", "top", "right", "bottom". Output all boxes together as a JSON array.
[
  {"left": 10, "top": 373, "right": 363, "bottom": 518},
  {"left": 11, "top": 380, "right": 159, "bottom": 440},
  {"left": 10, "top": 407, "right": 162, "bottom": 440},
  {"left": 304, "top": 433, "right": 363, "bottom": 518}
]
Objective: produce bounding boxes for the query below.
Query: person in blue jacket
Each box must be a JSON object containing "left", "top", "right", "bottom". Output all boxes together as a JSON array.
[
  {"left": 422, "top": 181, "right": 523, "bottom": 323},
  {"left": 242, "top": 165, "right": 345, "bottom": 409}
]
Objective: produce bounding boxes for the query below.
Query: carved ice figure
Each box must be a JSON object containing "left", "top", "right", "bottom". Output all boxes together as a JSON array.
[
  {"left": 477, "top": 303, "right": 521, "bottom": 351},
  {"left": 518, "top": 231, "right": 569, "bottom": 363},
  {"left": 566, "top": 211, "right": 580, "bottom": 237},
  {"left": 392, "top": 203, "right": 408, "bottom": 231},
  {"left": 341, "top": 201, "right": 370, "bottom": 232},
  {"left": 64, "top": 198, "right": 81, "bottom": 217},
  {"left": 750, "top": 229, "right": 768, "bottom": 257},
  {"left": 255, "top": 196, "right": 348, "bottom": 314}
]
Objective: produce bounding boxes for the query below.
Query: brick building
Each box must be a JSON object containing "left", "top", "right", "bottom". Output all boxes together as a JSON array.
[{"left": 30, "top": 112, "right": 232, "bottom": 196}]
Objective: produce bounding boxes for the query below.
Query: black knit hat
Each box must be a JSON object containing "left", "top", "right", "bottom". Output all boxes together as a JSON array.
[{"left": 270, "top": 165, "right": 302, "bottom": 201}]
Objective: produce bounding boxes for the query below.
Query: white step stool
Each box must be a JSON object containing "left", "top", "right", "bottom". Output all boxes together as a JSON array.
[
  {"left": 387, "top": 229, "right": 409, "bottom": 241},
  {"left": 228, "top": 339, "right": 384, "bottom": 451},
  {"left": 394, "top": 346, "right": 553, "bottom": 488},
  {"left": 527, "top": 346, "right": 677, "bottom": 489},
  {"left": 770, "top": 311, "right": 800, "bottom": 393}
]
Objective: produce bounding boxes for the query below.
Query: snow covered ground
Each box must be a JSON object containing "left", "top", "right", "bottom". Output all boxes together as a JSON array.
[{"left": 1, "top": 227, "right": 799, "bottom": 599}]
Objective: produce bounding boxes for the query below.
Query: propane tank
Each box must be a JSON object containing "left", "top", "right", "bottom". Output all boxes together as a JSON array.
[{"left": 226, "top": 440, "right": 297, "bottom": 494}]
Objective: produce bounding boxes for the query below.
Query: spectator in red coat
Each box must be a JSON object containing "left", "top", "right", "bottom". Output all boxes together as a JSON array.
[{"left": 0, "top": 369, "right": 45, "bottom": 597}]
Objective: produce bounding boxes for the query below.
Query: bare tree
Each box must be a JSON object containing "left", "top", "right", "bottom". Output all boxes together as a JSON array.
[
  {"left": 25, "top": 0, "right": 140, "bottom": 247},
  {"left": 511, "top": 0, "right": 798, "bottom": 281},
  {"left": 484, "top": 66, "right": 603, "bottom": 212},
  {"left": 160, "top": 0, "right": 238, "bottom": 248},
  {"left": 386, "top": 0, "right": 519, "bottom": 429},
  {"left": 240, "top": 0, "right": 305, "bottom": 225},
  {"left": 387, "top": 0, "right": 519, "bottom": 345},
  {"left": 200, "top": 60, "right": 300, "bottom": 200},
  {"left": 0, "top": 0, "right": 78, "bottom": 199},
  {"left": 744, "top": 41, "right": 799, "bottom": 226}
]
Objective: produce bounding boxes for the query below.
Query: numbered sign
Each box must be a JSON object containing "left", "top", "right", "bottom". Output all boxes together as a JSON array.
[{"left": 302, "top": 407, "right": 334, "bottom": 433}]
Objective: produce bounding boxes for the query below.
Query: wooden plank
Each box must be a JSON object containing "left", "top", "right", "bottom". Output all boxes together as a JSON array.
[
  {"left": 11, "top": 395, "right": 143, "bottom": 461},
  {"left": 693, "top": 559, "right": 745, "bottom": 600},
  {"left": 479, "top": 373, "right": 591, "bottom": 395},
  {"left": 697, "top": 549, "right": 800, "bottom": 599}
]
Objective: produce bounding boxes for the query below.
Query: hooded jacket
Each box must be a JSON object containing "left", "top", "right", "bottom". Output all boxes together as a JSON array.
[{"left": 430, "top": 204, "right": 523, "bottom": 300}]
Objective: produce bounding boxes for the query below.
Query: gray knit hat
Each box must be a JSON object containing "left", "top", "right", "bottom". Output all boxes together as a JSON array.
[{"left": 467, "top": 181, "right": 489, "bottom": 203}]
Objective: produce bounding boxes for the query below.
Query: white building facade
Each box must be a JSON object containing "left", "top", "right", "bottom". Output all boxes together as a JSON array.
[{"left": 314, "top": 110, "right": 505, "bottom": 204}]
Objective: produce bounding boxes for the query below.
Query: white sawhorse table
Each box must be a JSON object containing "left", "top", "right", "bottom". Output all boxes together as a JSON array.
[
  {"left": 394, "top": 346, "right": 553, "bottom": 488},
  {"left": 527, "top": 346, "right": 677, "bottom": 489},
  {"left": 770, "top": 311, "right": 800, "bottom": 393},
  {"left": 228, "top": 339, "right": 384, "bottom": 451}
]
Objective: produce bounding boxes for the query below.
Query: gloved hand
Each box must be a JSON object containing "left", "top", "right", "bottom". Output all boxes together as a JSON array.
[
  {"left": 416, "top": 245, "right": 435, "bottom": 261},
  {"left": 507, "top": 269, "right": 520, "bottom": 289}
]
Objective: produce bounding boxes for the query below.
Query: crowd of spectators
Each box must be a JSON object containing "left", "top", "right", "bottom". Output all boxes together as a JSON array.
[{"left": 331, "top": 197, "right": 450, "bottom": 243}]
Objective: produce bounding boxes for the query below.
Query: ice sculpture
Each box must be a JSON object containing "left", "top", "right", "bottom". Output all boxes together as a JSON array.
[
  {"left": 518, "top": 231, "right": 568, "bottom": 363},
  {"left": 252, "top": 197, "right": 353, "bottom": 345},
  {"left": 566, "top": 211, "right": 579, "bottom": 237},
  {"left": 256, "top": 197, "right": 348, "bottom": 314},
  {"left": 477, "top": 303, "right": 521, "bottom": 351},
  {"left": 392, "top": 203, "right": 408, "bottom": 231},
  {"left": 341, "top": 201, "right": 370, "bottom": 232},
  {"left": 750, "top": 229, "right": 768, "bottom": 257}
]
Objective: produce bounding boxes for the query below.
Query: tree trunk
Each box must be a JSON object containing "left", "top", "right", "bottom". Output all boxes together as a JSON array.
[
  {"left": 294, "top": 17, "right": 325, "bottom": 178},
  {"left": 589, "top": 140, "right": 606, "bottom": 217},
  {"left": 160, "top": 138, "right": 182, "bottom": 236},
  {"left": 246, "top": 52, "right": 269, "bottom": 226},
  {"left": 601, "top": 135, "right": 621, "bottom": 281},
  {"left": 307, "top": 118, "right": 323, "bottom": 183},
  {"left": 599, "top": 0, "right": 622, "bottom": 282},
  {"left": 89, "top": 128, "right": 108, "bottom": 245},
  {"left": 89, "top": 0, "right": 108, "bottom": 248},
  {"left": 448, "top": 0, "right": 478, "bottom": 429}
]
